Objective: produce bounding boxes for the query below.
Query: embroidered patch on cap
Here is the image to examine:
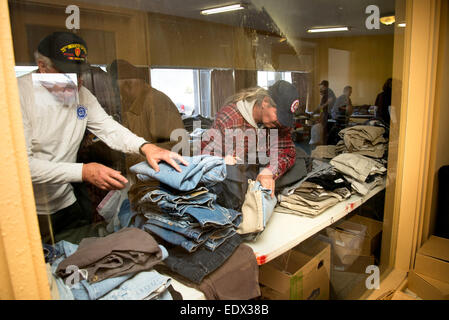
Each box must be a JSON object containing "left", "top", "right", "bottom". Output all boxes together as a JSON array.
[
  {"left": 77, "top": 105, "right": 87, "bottom": 119},
  {"left": 290, "top": 99, "right": 299, "bottom": 113}
]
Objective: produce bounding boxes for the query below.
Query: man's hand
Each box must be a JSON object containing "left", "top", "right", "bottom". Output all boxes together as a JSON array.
[
  {"left": 256, "top": 167, "right": 276, "bottom": 198},
  {"left": 82, "top": 162, "right": 128, "bottom": 190},
  {"left": 140, "top": 143, "right": 188, "bottom": 173}
]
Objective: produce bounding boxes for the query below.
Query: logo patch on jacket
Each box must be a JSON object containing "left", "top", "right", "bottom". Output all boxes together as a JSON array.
[{"left": 77, "top": 105, "right": 87, "bottom": 119}]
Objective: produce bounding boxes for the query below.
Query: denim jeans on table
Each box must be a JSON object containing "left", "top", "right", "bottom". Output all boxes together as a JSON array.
[
  {"left": 143, "top": 222, "right": 237, "bottom": 253},
  {"left": 144, "top": 212, "right": 208, "bottom": 242},
  {"left": 99, "top": 270, "right": 172, "bottom": 300},
  {"left": 180, "top": 205, "right": 242, "bottom": 228},
  {"left": 130, "top": 155, "right": 226, "bottom": 191},
  {"left": 142, "top": 187, "right": 217, "bottom": 213},
  {"left": 144, "top": 223, "right": 207, "bottom": 253},
  {"left": 163, "top": 233, "right": 243, "bottom": 284},
  {"left": 203, "top": 227, "right": 237, "bottom": 251},
  {"left": 143, "top": 211, "right": 240, "bottom": 248}
]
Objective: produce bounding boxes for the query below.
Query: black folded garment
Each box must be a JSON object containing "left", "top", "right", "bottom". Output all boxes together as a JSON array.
[
  {"left": 160, "top": 233, "right": 242, "bottom": 284},
  {"left": 306, "top": 171, "right": 352, "bottom": 191}
]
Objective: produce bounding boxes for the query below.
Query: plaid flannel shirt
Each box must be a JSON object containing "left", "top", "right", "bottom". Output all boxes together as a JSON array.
[{"left": 200, "top": 103, "right": 296, "bottom": 180}]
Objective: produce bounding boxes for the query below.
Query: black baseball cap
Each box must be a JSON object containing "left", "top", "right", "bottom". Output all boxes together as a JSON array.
[
  {"left": 268, "top": 80, "right": 299, "bottom": 128},
  {"left": 38, "top": 32, "right": 90, "bottom": 74}
]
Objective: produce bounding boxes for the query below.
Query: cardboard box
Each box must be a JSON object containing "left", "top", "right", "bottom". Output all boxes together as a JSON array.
[
  {"left": 408, "top": 270, "right": 449, "bottom": 300},
  {"left": 414, "top": 236, "right": 449, "bottom": 283},
  {"left": 347, "top": 215, "right": 383, "bottom": 257},
  {"left": 333, "top": 254, "right": 375, "bottom": 274},
  {"left": 259, "top": 237, "right": 331, "bottom": 300},
  {"left": 326, "top": 220, "right": 367, "bottom": 266}
]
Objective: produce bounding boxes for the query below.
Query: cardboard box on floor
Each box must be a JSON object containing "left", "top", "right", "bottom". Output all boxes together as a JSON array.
[
  {"left": 259, "top": 237, "right": 331, "bottom": 300},
  {"left": 325, "top": 220, "right": 367, "bottom": 266},
  {"left": 333, "top": 254, "right": 375, "bottom": 274},
  {"left": 414, "top": 235, "right": 449, "bottom": 283},
  {"left": 408, "top": 270, "right": 449, "bottom": 300},
  {"left": 347, "top": 214, "right": 383, "bottom": 257}
]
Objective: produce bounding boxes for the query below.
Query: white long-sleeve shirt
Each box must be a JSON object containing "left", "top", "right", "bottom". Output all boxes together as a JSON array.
[{"left": 17, "top": 72, "right": 146, "bottom": 215}]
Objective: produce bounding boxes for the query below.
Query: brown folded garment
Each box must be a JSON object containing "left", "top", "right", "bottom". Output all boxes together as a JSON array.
[
  {"left": 197, "top": 244, "right": 261, "bottom": 300},
  {"left": 156, "top": 244, "right": 261, "bottom": 300},
  {"left": 56, "top": 227, "right": 163, "bottom": 283}
]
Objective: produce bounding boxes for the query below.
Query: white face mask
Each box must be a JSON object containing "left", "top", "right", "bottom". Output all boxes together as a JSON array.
[{"left": 33, "top": 73, "right": 79, "bottom": 106}]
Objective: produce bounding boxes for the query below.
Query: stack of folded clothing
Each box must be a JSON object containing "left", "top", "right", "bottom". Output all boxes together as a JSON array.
[
  {"left": 336, "top": 125, "right": 388, "bottom": 159},
  {"left": 129, "top": 155, "right": 242, "bottom": 253},
  {"left": 50, "top": 228, "right": 181, "bottom": 300},
  {"left": 330, "top": 153, "right": 386, "bottom": 196},
  {"left": 128, "top": 155, "right": 261, "bottom": 299},
  {"left": 275, "top": 167, "right": 352, "bottom": 217}
]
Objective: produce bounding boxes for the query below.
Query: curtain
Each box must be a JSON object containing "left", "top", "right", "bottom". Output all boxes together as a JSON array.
[
  {"left": 234, "top": 69, "right": 258, "bottom": 93},
  {"left": 210, "top": 69, "right": 235, "bottom": 118}
]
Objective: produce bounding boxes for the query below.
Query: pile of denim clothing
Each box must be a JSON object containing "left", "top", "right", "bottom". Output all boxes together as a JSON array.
[
  {"left": 45, "top": 228, "right": 181, "bottom": 300},
  {"left": 128, "top": 155, "right": 262, "bottom": 300},
  {"left": 128, "top": 156, "right": 251, "bottom": 284},
  {"left": 129, "top": 155, "right": 242, "bottom": 253}
]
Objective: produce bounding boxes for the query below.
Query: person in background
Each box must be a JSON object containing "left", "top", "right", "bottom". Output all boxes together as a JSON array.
[
  {"left": 375, "top": 78, "right": 392, "bottom": 124},
  {"left": 17, "top": 31, "right": 187, "bottom": 243},
  {"left": 201, "top": 80, "right": 299, "bottom": 197},
  {"left": 107, "top": 59, "right": 187, "bottom": 170},
  {"left": 317, "top": 80, "right": 336, "bottom": 144},
  {"left": 331, "top": 85, "right": 353, "bottom": 120}
]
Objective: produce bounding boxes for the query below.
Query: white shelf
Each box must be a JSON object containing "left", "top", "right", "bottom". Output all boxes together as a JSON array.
[{"left": 245, "top": 183, "right": 385, "bottom": 265}]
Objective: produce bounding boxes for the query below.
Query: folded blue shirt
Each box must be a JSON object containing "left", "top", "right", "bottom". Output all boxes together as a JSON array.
[{"left": 130, "top": 155, "right": 226, "bottom": 191}]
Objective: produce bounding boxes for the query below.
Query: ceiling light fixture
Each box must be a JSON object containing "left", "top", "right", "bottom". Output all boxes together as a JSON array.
[
  {"left": 380, "top": 15, "right": 396, "bottom": 25},
  {"left": 307, "top": 26, "right": 349, "bottom": 33},
  {"left": 200, "top": 4, "right": 244, "bottom": 15},
  {"left": 398, "top": 23, "right": 406, "bottom": 27}
]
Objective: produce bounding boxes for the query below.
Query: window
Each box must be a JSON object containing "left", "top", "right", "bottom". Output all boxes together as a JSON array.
[
  {"left": 257, "top": 71, "right": 292, "bottom": 88},
  {"left": 150, "top": 68, "right": 211, "bottom": 118}
]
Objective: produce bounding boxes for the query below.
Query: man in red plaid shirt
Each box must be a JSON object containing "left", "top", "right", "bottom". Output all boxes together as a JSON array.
[{"left": 201, "top": 80, "right": 299, "bottom": 197}]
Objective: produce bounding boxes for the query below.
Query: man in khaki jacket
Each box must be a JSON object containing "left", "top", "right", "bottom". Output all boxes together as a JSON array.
[{"left": 108, "top": 59, "right": 187, "bottom": 169}]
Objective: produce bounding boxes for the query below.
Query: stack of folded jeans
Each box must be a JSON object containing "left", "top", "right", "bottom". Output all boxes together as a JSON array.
[
  {"left": 49, "top": 229, "right": 180, "bottom": 300},
  {"left": 275, "top": 160, "right": 352, "bottom": 217},
  {"left": 337, "top": 125, "right": 387, "bottom": 159},
  {"left": 276, "top": 181, "right": 350, "bottom": 217},
  {"left": 330, "top": 153, "right": 386, "bottom": 195},
  {"left": 129, "top": 155, "right": 242, "bottom": 254}
]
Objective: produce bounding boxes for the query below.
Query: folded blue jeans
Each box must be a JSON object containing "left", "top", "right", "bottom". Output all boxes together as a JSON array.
[
  {"left": 99, "top": 270, "right": 172, "bottom": 300},
  {"left": 180, "top": 205, "right": 242, "bottom": 228},
  {"left": 143, "top": 222, "right": 237, "bottom": 253},
  {"left": 130, "top": 155, "right": 226, "bottom": 191},
  {"left": 142, "top": 187, "right": 217, "bottom": 213},
  {"left": 143, "top": 212, "right": 208, "bottom": 242}
]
